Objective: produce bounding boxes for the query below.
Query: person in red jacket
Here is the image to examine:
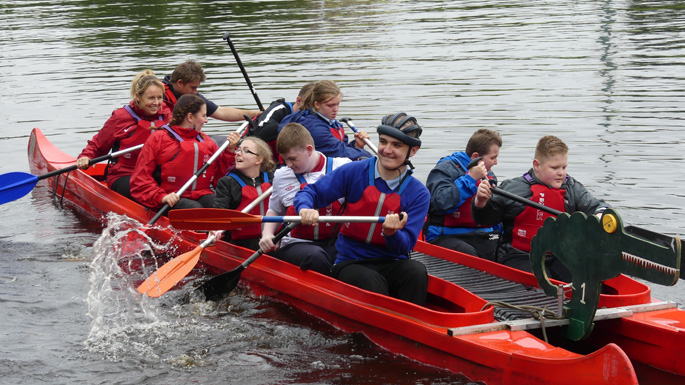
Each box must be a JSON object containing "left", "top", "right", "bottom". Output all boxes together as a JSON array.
[
  {"left": 130, "top": 94, "right": 238, "bottom": 211},
  {"left": 162, "top": 60, "right": 259, "bottom": 122},
  {"left": 76, "top": 70, "right": 171, "bottom": 199}
]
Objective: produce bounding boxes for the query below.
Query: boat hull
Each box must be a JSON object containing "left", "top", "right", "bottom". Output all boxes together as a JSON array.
[
  {"left": 27, "top": 127, "right": 643, "bottom": 385},
  {"left": 415, "top": 240, "right": 685, "bottom": 377}
]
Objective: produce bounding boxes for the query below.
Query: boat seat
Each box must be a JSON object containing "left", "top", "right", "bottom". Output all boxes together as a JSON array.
[{"left": 411, "top": 251, "right": 562, "bottom": 321}]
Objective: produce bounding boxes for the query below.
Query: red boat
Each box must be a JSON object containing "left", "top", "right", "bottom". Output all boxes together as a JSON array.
[{"left": 26, "top": 127, "right": 683, "bottom": 384}]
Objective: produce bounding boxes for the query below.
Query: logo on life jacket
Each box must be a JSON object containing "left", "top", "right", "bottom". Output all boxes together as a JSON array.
[
  {"left": 537, "top": 193, "right": 546, "bottom": 220},
  {"left": 167, "top": 176, "right": 176, "bottom": 183}
]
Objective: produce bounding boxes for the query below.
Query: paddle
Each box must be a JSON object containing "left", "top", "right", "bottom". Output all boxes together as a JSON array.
[
  {"left": 137, "top": 186, "right": 274, "bottom": 297},
  {"left": 147, "top": 121, "right": 249, "bottom": 225},
  {"left": 467, "top": 157, "right": 561, "bottom": 216},
  {"left": 168, "top": 208, "right": 387, "bottom": 231},
  {"left": 340, "top": 117, "right": 379, "bottom": 154},
  {"left": 194, "top": 222, "right": 299, "bottom": 301},
  {"left": 0, "top": 143, "right": 144, "bottom": 205},
  {"left": 223, "top": 32, "right": 264, "bottom": 111}
]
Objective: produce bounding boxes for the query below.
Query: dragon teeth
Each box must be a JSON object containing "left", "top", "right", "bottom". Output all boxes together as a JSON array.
[{"left": 622, "top": 251, "right": 679, "bottom": 276}]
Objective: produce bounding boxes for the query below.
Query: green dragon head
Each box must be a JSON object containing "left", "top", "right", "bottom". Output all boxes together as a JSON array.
[{"left": 530, "top": 208, "right": 681, "bottom": 340}]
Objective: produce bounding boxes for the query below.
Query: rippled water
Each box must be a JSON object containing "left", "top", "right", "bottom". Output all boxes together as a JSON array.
[{"left": 1, "top": 0, "right": 685, "bottom": 384}]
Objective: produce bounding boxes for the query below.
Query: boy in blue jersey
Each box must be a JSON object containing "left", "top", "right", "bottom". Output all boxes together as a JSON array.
[
  {"left": 425, "top": 129, "right": 503, "bottom": 260},
  {"left": 295, "top": 113, "right": 430, "bottom": 306}
]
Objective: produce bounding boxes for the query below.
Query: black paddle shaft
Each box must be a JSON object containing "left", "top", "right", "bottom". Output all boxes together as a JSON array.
[
  {"left": 223, "top": 32, "right": 264, "bottom": 111},
  {"left": 39, "top": 150, "right": 124, "bottom": 181},
  {"left": 197, "top": 222, "right": 299, "bottom": 301},
  {"left": 467, "top": 157, "right": 561, "bottom": 216}
]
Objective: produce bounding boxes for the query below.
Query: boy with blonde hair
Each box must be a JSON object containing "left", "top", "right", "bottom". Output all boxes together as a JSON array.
[{"left": 472, "top": 135, "right": 609, "bottom": 281}]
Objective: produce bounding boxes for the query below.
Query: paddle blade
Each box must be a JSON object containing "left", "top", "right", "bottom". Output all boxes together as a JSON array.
[
  {"left": 194, "top": 265, "right": 245, "bottom": 301},
  {"left": 0, "top": 172, "right": 39, "bottom": 205},
  {"left": 137, "top": 245, "right": 203, "bottom": 297},
  {"left": 169, "top": 208, "right": 262, "bottom": 231}
]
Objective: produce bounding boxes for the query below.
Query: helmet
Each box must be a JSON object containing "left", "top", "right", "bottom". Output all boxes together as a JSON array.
[{"left": 377, "top": 112, "right": 422, "bottom": 148}]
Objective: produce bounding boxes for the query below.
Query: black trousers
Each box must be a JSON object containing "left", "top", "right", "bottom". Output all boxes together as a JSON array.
[
  {"left": 169, "top": 194, "right": 216, "bottom": 210},
  {"left": 110, "top": 175, "right": 133, "bottom": 200},
  {"left": 277, "top": 240, "right": 338, "bottom": 276},
  {"left": 500, "top": 248, "right": 572, "bottom": 282},
  {"left": 333, "top": 258, "right": 428, "bottom": 306},
  {"left": 430, "top": 230, "right": 500, "bottom": 262}
]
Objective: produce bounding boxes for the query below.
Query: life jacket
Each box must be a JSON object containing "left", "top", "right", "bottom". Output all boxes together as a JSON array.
[
  {"left": 439, "top": 174, "right": 496, "bottom": 229},
  {"left": 111, "top": 105, "right": 164, "bottom": 171},
  {"left": 511, "top": 174, "right": 565, "bottom": 252},
  {"left": 158, "top": 125, "right": 215, "bottom": 198},
  {"left": 340, "top": 158, "right": 410, "bottom": 247},
  {"left": 316, "top": 112, "right": 346, "bottom": 142},
  {"left": 227, "top": 172, "right": 271, "bottom": 240},
  {"left": 286, "top": 156, "right": 343, "bottom": 240},
  {"left": 163, "top": 82, "right": 178, "bottom": 112}
]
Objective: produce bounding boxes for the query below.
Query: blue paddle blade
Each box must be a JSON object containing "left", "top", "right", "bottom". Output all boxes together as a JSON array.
[{"left": 0, "top": 172, "right": 39, "bottom": 205}]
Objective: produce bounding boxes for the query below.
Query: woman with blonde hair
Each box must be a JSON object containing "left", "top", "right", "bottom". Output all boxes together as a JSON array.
[
  {"left": 277, "top": 80, "right": 371, "bottom": 160},
  {"left": 213, "top": 136, "right": 275, "bottom": 250},
  {"left": 76, "top": 69, "right": 171, "bottom": 199}
]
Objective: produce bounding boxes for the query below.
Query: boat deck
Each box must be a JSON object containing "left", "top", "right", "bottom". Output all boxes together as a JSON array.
[{"left": 412, "top": 251, "right": 560, "bottom": 321}]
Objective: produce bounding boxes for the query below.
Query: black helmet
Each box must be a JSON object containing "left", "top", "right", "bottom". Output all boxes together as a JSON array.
[{"left": 377, "top": 112, "right": 422, "bottom": 148}]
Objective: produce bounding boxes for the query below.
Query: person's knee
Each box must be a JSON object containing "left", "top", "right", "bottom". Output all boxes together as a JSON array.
[
  {"left": 336, "top": 264, "right": 388, "bottom": 294},
  {"left": 396, "top": 260, "right": 427, "bottom": 278},
  {"left": 435, "top": 237, "right": 478, "bottom": 257},
  {"left": 174, "top": 198, "right": 203, "bottom": 209},
  {"left": 198, "top": 194, "right": 215, "bottom": 208},
  {"left": 301, "top": 253, "right": 333, "bottom": 275},
  {"left": 287, "top": 247, "right": 333, "bottom": 276}
]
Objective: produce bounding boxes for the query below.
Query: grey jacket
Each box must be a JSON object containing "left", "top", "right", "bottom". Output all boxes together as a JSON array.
[{"left": 471, "top": 168, "right": 610, "bottom": 249}]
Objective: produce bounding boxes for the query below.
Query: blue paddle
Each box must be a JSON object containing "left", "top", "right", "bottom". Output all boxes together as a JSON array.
[{"left": 0, "top": 143, "right": 143, "bottom": 205}]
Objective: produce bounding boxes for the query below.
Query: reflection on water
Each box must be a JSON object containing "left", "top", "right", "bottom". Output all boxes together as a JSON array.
[{"left": 2, "top": 0, "right": 685, "bottom": 384}]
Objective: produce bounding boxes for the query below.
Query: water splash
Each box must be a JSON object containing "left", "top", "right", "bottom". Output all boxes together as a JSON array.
[
  {"left": 84, "top": 213, "right": 174, "bottom": 362},
  {"left": 81, "top": 213, "right": 266, "bottom": 367}
]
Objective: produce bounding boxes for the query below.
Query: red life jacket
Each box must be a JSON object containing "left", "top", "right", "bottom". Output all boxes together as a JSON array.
[
  {"left": 112, "top": 105, "right": 164, "bottom": 172},
  {"left": 340, "top": 159, "right": 409, "bottom": 247},
  {"left": 227, "top": 172, "right": 271, "bottom": 240},
  {"left": 511, "top": 178, "right": 565, "bottom": 252},
  {"left": 330, "top": 121, "right": 346, "bottom": 142},
  {"left": 158, "top": 125, "right": 215, "bottom": 199},
  {"left": 286, "top": 156, "right": 343, "bottom": 240},
  {"left": 315, "top": 111, "right": 346, "bottom": 142},
  {"left": 442, "top": 174, "right": 496, "bottom": 228},
  {"left": 163, "top": 82, "right": 178, "bottom": 112}
]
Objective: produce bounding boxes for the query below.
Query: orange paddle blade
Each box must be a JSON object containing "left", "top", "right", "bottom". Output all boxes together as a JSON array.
[
  {"left": 137, "top": 245, "right": 203, "bottom": 297},
  {"left": 169, "top": 208, "right": 262, "bottom": 231}
]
